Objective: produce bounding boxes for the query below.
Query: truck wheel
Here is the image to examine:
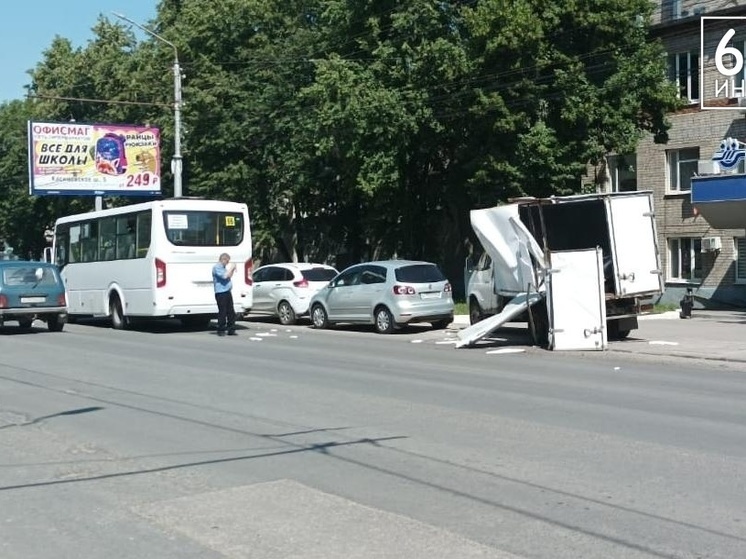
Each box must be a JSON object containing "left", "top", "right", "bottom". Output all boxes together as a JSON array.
[
  {"left": 607, "top": 320, "right": 631, "bottom": 340},
  {"left": 529, "top": 302, "right": 550, "bottom": 348},
  {"left": 469, "top": 299, "right": 483, "bottom": 325}
]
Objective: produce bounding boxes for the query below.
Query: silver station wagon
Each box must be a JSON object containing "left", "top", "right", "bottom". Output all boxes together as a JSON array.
[
  {"left": 309, "top": 260, "right": 454, "bottom": 333},
  {"left": 0, "top": 260, "right": 68, "bottom": 332}
]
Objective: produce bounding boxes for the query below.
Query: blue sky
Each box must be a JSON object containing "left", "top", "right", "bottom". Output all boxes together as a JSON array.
[{"left": 0, "top": 1, "right": 157, "bottom": 103}]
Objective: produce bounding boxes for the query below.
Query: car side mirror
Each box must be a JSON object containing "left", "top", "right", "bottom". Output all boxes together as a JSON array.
[{"left": 465, "top": 256, "right": 474, "bottom": 273}]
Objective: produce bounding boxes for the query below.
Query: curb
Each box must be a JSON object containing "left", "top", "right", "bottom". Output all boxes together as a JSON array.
[{"left": 607, "top": 347, "right": 746, "bottom": 364}]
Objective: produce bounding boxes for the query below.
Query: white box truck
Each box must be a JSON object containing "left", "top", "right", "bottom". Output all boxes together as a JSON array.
[{"left": 459, "top": 191, "right": 663, "bottom": 350}]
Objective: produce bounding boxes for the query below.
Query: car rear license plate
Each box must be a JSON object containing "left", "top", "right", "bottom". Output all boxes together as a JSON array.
[
  {"left": 20, "top": 296, "right": 46, "bottom": 304},
  {"left": 420, "top": 292, "right": 441, "bottom": 299}
]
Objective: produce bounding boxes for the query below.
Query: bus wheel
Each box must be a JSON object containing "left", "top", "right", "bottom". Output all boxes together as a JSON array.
[{"left": 110, "top": 295, "right": 127, "bottom": 330}]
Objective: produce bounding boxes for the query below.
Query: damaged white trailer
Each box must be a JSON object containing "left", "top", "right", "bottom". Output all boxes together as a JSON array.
[{"left": 458, "top": 191, "right": 663, "bottom": 350}]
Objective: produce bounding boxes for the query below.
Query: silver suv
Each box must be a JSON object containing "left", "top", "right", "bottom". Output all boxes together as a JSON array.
[{"left": 309, "top": 260, "right": 454, "bottom": 333}]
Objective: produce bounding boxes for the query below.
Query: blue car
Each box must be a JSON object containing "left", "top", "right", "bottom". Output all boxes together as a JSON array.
[{"left": 0, "top": 260, "right": 67, "bottom": 331}]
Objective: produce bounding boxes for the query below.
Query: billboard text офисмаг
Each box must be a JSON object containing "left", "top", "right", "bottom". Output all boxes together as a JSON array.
[{"left": 28, "top": 121, "right": 161, "bottom": 196}]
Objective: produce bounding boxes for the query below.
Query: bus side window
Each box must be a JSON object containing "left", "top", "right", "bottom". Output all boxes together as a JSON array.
[
  {"left": 80, "top": 221, "right": 99, "bottom": 262},
  {"left": 136, "top": 212, "right": 152, "bottom": 258},
  {"left": 69, "top": 224, "right": 82, "bottom": 263},
  {"left": 100, "top": 217, "right": 116, "bottom": 261},
  {"left": 55, "top": 235, "right": 68, "bottom": 266},
  {"left": 116, "top": 216, "right": 136, "bottom": 259}
]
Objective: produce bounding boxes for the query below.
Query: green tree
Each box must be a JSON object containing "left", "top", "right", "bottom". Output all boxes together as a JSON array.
[{"left": 0, "top": 0, "right": 679, "bottom": 293}]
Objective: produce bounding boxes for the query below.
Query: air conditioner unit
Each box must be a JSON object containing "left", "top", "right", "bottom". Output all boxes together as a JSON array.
[
  {"left": 701, "top": 236, "right": 722, "bottom": 252},
  {"left": 697, "top": 159, "right": 718, "bottom": 175}
]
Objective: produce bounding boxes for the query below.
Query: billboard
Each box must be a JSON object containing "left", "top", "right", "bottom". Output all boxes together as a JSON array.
[{"left": 28, "top": 121, "right": 161, "bottom": 196}]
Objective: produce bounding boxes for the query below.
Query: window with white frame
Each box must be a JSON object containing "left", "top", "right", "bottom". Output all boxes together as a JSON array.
[
  {"left": 735, "top": 237, "right": 746, "bottom": 282},
  {"left": 667, "top": 51, "right": 699, "bottom": 102},
  {"left": 606, "top": 154, "right": 637, "bottom": 192},
  {"left": 668, "top": 237, "right": 702, "bottom": 282},
  {"left": 667, "top": 147, "right": 699, "bottom": 192}
]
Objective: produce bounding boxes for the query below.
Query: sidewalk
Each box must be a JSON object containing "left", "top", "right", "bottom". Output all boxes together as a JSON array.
[
  {"left": 612, "top": 309, "right": 746, "bottom": 364},
  {"left": 451, "top": 310, "right": 746, "bottom": 365}
]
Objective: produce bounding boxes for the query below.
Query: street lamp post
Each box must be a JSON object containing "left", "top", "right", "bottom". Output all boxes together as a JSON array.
[{"left": 113, "top": 12, "right": 183, "bottom": 198}]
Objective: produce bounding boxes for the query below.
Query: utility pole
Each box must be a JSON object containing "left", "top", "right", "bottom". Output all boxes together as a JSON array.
[{"left": 113, "top": 12, "right": 183, "bottom": 198}]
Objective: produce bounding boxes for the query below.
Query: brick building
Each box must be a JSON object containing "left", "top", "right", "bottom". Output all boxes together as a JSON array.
[{"left": 595, "top": 1, "right": 746, "bottom": 308}]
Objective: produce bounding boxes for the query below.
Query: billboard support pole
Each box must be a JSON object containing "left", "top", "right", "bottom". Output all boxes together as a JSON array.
[{"left": 113, "top": 12, "right": 183, "bottom": 198}]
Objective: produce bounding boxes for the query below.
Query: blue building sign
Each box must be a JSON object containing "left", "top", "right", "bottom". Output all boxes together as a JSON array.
[{"left": 712, "top": 137, "right": 746, "bottom": 171}]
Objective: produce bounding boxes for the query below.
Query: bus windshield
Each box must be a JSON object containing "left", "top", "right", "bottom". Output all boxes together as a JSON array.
[{"left": 163, "top": 211, "right": 244, "bottom": 247}]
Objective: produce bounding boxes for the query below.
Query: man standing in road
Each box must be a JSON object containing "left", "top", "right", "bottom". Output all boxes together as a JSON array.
[{"left": 213, "top": 252, "right": 237, "bottom": 336}]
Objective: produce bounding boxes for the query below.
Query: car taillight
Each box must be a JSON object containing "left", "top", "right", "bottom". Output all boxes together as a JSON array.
[
  {"left": 293, "top": 278, "right": 309, "bottom": 288},
  {"left": 245, "top": 259, "right": 253, "bottom": 285},
  {"left": 393, "top": 285, "right": 415, "bottom": 295},
  {"left": 0, "top": 295, "right": 7, "bottom": 308},
  {"left": 155, "top": 258, "right": 167, "bottom": 288},
  {"left": 57, "top": 293, "right": 67, "bottom": 306},
  {"left": 444, "top": 282, "right": 452, "bottom": 293}
]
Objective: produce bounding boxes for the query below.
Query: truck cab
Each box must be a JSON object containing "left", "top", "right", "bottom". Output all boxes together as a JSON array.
[{"left": 466, "top": 252, "right": 504, "bottom": 325}]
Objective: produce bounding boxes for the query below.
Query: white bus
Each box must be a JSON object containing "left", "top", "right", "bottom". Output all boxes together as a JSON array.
[{"left": 52, "top": 198, "right": 253, "bottom": 328}]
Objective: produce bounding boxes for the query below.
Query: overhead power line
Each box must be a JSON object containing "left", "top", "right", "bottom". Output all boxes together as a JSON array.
[{"left": 28, "top": 94, "right": 170, "bottom": 109}]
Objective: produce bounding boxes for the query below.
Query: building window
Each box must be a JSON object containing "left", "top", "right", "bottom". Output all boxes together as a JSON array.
[
  {"left": 606, "top": 154, "right": 637, "bottom": 192},
  {"left": 735, "top": 237, "right": 746, "bottom": 283},
  {"left": 667, "top": 51, "right": 699, "bottom": 102},
  {"left": 667, "top": 147, "right": 699, "bottom": 192},
  {"left": 668, "top": 237, "right": 702, "bottom": 282}
]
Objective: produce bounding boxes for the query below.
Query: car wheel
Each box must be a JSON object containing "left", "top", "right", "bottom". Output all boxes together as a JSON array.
[
  {"left": 374, "top": 306, "right": 395, "bottom": 334},
  {"left": 277, "top": 301, "right": 297, "bottom": 325},
  {"left": 469, "top": 299, "right": 482, "bottom": 325},
  {"left": 18, "top": 318, "right": 33, "bottom": 329},
  {"left": 47, "top": 315, "right": 66, "bottom": 332},
  {"left": 311, "top": 304, "right": 329, "bottom": 329},
  {"left": 431, "top": 319, "right": 451, "bottom": 330},
  {"left": 110, "top": 295, "right": 128, "bottom": 330}
]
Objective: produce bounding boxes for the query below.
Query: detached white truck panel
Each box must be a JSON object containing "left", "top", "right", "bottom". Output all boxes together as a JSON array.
[
  {"left": 606, "top": 194, "right": 663, "bottom": 297},
  {"left": 548, "top": 248, "right": 607, "bottom": 351}
]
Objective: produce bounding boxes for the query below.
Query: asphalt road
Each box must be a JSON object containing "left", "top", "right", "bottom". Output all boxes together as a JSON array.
[{"left": 1, "top": 317, "right": 745, "bottom": 559}]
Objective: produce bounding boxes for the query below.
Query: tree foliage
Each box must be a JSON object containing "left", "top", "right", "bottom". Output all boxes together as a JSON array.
[{"left": 0, "top": 0, "right": 679, "bottom": 292}]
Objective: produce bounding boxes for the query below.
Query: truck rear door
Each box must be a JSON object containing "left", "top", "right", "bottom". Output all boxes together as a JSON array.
[
  {"left": 606, "top": 194, "right": 663, "bottom": 297},
  {"left": 547, "top": 249, "right": 607, "bottom": 351}
]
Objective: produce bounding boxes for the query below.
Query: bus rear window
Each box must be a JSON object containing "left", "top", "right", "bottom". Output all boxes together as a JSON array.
[{"left": 163, "top": 211, "right": 244, "bottom": 247}]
